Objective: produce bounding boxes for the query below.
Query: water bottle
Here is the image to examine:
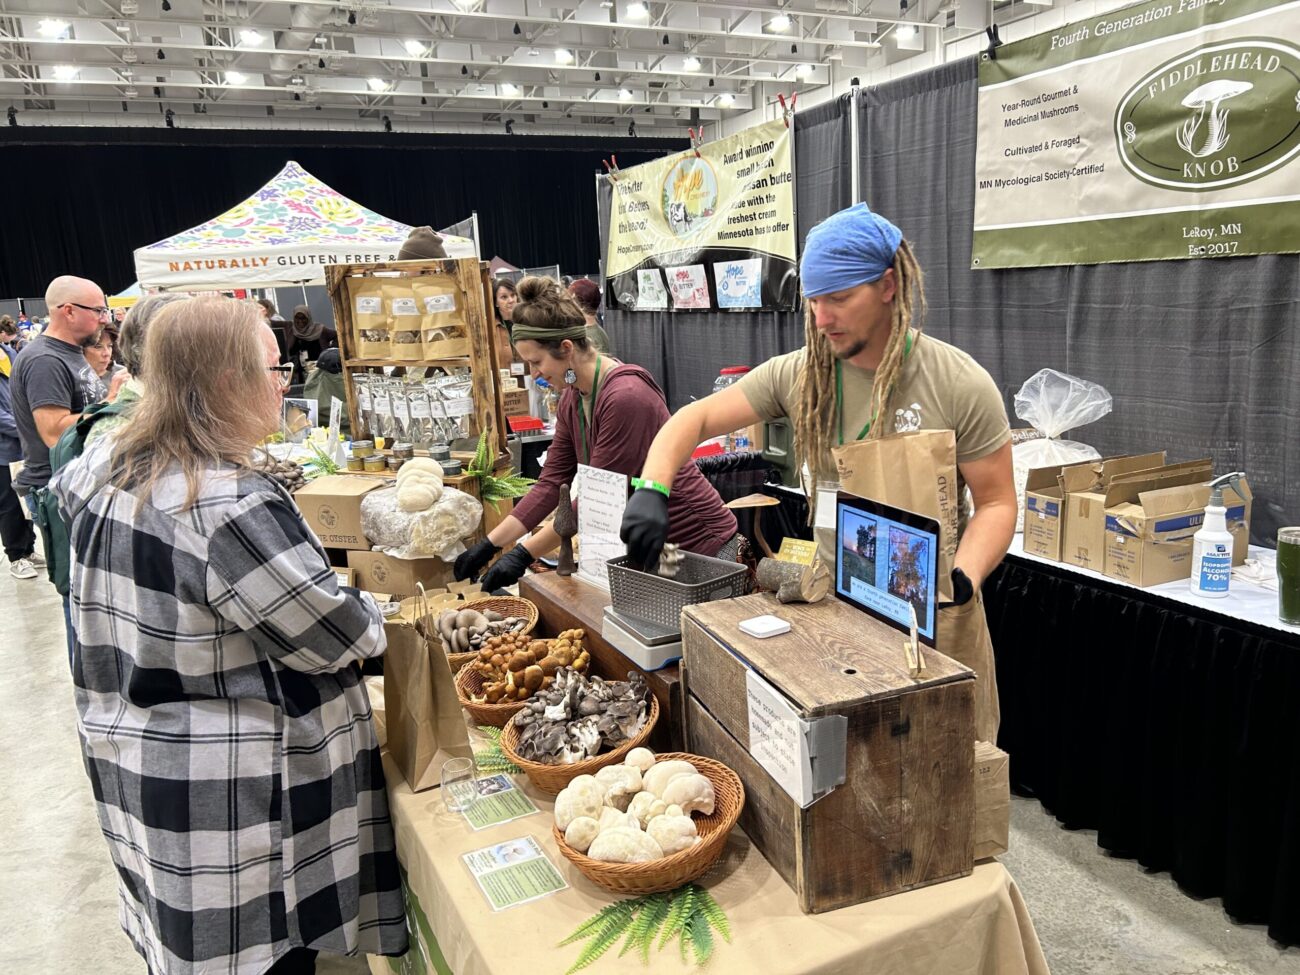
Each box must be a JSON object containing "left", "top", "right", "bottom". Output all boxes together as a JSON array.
[{"left": 713, "top": 367, "right": 751, "bottom": 451}]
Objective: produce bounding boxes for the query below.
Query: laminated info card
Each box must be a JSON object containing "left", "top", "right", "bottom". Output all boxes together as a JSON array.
[
  {"left": 667, "top": 264, "right": 710, "bottom": 310},
  {"left": 462, "top": 835, "right": 567, "bottom": 911},
  {"left": 461, "top": 774, "right": 540, "bottom": 832},
  {"left": 636, "top": 269, "right": 668, "bottom": 310},
  {"left": 577, "top": 464, "right": 628, "bottom": 590},
  {"left": 713, "top": 258, "right": 762, "bottom": 309}
]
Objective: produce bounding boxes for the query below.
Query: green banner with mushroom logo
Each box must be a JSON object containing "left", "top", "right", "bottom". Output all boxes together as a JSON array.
[{"left": 972, "top": 0, "right": 1300, "bottom": 269}]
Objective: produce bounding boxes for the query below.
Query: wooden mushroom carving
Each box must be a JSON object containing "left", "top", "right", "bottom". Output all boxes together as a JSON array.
[{"left": 554, "top": 482, "right": 578, "bottom": 577}]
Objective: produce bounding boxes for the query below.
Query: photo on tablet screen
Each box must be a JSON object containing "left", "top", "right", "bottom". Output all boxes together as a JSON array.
[{"left": 835, "top": 494, "right": 939, "bottom": 646}]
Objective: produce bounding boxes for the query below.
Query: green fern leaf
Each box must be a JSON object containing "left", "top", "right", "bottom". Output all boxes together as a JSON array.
[
  {"left": 558, "top": 901, "right": 630, "bottom": 947},
  {"left": 638, "top": 894, "right": 671, "bottom": 963},
  {"left": 565, "top": 906, "right": 635, "bottom": 973},
  {"left": 617, "top": 892, "right": 668, "bottom": 958},
  {"left": 686, "top": 914, "right": 715, "bottom": 966},
  {"left": 694, "top": 886, "right": 732, "bottom": 943},
  {"left": 659, "top": 885, "right": 695, "bottom": 949}
]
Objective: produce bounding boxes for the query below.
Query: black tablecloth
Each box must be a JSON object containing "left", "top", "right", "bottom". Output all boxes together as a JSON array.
[{"left": 984, "top": 556, "right": 1300, "bottom": 945}]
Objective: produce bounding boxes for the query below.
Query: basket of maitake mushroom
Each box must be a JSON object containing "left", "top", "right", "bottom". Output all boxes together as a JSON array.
[
  {"left": 454, "top": 628, "right": 591, "bottom": 727},
  {"left": 501, "top": 669, "right": 661, "bottom": 795},
  {"left": 548, "top": 749, "right": 744, "bottom": 895}
]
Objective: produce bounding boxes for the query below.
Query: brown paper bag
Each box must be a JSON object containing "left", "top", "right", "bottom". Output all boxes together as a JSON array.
[
  {"left": 383, "top": 619, "right": 471, "bottom": 792},
  {"left": 831, "top": 430, "right": 960, "bottom": 602}
]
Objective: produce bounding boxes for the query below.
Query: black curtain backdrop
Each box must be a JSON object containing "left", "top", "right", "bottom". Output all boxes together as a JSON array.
[{"left": 0, "top": 127, "right": 684, "bottom": 298}]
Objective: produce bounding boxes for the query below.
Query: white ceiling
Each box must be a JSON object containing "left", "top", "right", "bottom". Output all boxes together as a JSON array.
[{"left": 0, "top": 0, "right": 1003, "bottom": 133}]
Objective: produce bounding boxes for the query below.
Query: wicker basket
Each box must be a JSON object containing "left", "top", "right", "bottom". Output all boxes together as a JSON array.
[
  {"left": 414, "top": 588, "right": 540, "bottom": 673},
  {"left": 551, "top": 752, "right": 745, "bottom": 895},
  {"left": 454, "top": 663, "right": 528, "bottom": 727},
  {"left": 606, "top": 552, "right": 748, "bottom": 631},
  {"left": 499, "top": 695, "right": 660, "bottom": 795},
  {"left": 463, "top": 595, "right": 539, "bottom": 634}
]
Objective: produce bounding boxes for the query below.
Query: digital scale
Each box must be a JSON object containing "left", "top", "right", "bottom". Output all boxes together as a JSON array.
[{"left": 600, "top": 607, "right": 683, "bottom": 671}]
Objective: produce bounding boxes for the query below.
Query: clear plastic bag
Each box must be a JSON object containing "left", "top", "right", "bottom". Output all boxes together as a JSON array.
[
  {"left": 1012, "top": 369, "right": 1113, "bottom": 532},
  {"left": 361, "top": 485, "right": 484, "bottom": 560}
]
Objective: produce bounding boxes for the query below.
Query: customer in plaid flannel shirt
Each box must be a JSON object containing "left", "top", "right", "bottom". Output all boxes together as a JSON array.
[{"left": 51, "top": 298, "right": 407, "bottom": 975}]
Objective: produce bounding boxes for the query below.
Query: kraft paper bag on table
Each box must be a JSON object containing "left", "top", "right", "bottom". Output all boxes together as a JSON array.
[
  {"left": 832, "top": 429, "right": 959, "bottom": 603},
  {"left": 383, "top": 619, "right": 472, "bottom": 792}
]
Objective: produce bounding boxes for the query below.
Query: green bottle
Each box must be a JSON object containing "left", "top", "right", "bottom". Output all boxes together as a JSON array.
[{"left": 1279, "top": 528, "right": 1300, "bottom": 626}]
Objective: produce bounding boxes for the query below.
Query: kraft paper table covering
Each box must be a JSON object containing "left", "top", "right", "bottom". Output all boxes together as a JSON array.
[{"left": 365, "top": 703, "right": 1050, "bottom": 975}]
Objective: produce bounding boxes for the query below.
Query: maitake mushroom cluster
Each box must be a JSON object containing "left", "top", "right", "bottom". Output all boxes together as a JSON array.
[
  {"left": 512, "top": 669, "right": 651, "bottom": 765},
  {"left": 468, "top": 628, "right": 590, "bottom": 704},
  {"left": 553, "top": 748, "right": 716, "bottom": 863}
]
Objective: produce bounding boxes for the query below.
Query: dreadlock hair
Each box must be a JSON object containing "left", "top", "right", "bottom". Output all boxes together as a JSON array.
[{"left": 793, "top": 239, "right": 926, "bottom": 497}]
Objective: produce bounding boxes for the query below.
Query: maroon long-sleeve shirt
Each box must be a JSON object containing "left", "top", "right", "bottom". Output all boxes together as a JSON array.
[{"left": 511, "top": 364, "right": 737, "bottom": 556}]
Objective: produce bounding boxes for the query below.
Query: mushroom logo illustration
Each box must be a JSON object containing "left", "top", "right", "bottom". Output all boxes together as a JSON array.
[{"left": 1176, "top": 79, "right": 1253, "bottom": 158}]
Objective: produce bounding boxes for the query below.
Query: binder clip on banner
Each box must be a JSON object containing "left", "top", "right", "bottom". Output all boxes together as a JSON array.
[
  {"left": 602, "top": 154, "right": 621, "bottom": 184},
  {"left": 688, "top": 127, "right": 705, "bottom": 159},
  {"left": 777, "top": 91, "right": 797, "bottom": 128}
]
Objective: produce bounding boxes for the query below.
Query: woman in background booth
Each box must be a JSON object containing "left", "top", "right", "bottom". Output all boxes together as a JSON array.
[
  {"left": 568, "top": 278, "right": 614, "bottom": 355},
  {"left": 454, "top": 276, "right": 737, "bottom": 591}
]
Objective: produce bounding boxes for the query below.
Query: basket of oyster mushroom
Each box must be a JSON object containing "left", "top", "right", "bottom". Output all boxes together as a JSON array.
[
  {"left": 500, "top": 669, "right": 660, "bottom": 794},
  {"left": 549, "top": 748, "right": 745, "bottom": 895}
]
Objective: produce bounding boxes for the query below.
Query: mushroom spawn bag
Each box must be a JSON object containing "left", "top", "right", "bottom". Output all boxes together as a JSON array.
[{"left": 361, "top": 484, "right": 483, "bottom": 560}]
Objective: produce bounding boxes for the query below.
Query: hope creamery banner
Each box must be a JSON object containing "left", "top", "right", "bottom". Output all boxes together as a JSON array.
[
  {"left": 972, "top": 0, "right": 1300, "bottom": 269},
  {"left": 605, "top": 119, "right": 797, "bottom": 311}
]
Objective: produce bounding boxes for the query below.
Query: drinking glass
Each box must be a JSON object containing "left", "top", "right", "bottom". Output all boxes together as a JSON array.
[
  {"left": 1278, "top": 528, "right": 1300, "bottom": 626},
  {"left": 441, "top": 758, "right": 478, "bottom": 813}
]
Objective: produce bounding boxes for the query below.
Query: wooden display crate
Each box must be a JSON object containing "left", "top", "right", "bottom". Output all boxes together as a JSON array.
[
  {"left": 681, "top": 593, "right": 976, "bottom": 914},
  {"left": 325, "top": 257, "right": 508, "bottom": 466}
]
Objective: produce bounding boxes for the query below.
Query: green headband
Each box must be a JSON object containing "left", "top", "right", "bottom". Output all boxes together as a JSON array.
[{"left": 509, "top": 322, "right": 588, "bottom": 344}]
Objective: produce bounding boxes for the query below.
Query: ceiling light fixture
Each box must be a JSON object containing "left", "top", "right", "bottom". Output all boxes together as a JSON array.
[
  {"left": 791, "top": 43, "right": 798, "bottom": 53},
  {"left": 795, "top": 63, "right": 812, "bottom": 79},
  {"left": 505, "top": 118, "right": 515, "bottom": 134},
  {"left": 318, "top": 57, "right": 326, "bottom": 68},
  {"left": 156, "top": 48, "right": 165, "bottom": 60},
  {"left": 461, "top": 65, "right": 469, "bottom": 75},
  {"left": 895, "top": 23, "right": 917, "bottom": 41},
  {"left": 165, "top": 108, "right": 175, "bottom": 127},
  {"left": 347, "top": 10, "right": 357, "bottom": 25},
  {"left": 225, "top": 71, "right": 247, "bottom": 85},
  {"left": 594, "top": 71, "right": 601, "bottom": 81},
  {"left": 52, "top": 65, "right": 79, "bottom": 82},
  {"left": 403, "top": 39, "right": 426, "bottom": 56},
  {"left": 625, "top": 3, "right": 648, "bottom": 20},
  {"left": 768, "top": 14, "right": 791, "bottom": 32},
  {"left": 37, "top": 19, "right": 69, "bottom": 38},
  {"left": 383, "top": 114, "right": 392, "bottom": 132},
  {"left": 238, "top": 29, "right": 265, "bottom": 47},
  {"left": 683, "top": 56, "right": 700, "bottom": 71},
  {"left": 512, "top": 22, "right": 521, "bottom": 35},
  {"left": 717, "top": 92, "right": 735, "bottom": 106},
  {"left": 628, "top": 120, "right": 636, "bottom": 136},
  {"left": 502, "top": 82, "right": 520, "bottom": 95},
  {"left": 116, "top": 22, "right": 131, "bottom": 33},
  {"left": 7, "top": 107, "right": 18, "bottom": 127},
  {"left": 367, "top": 77, "right": 391, "bottom": 91},
  {"left": 554, "top": 48, "right": 574, "bottom": 64},
  {"left": 161, "top": 0, "right": 171, "bottom": 10},
  {"left": 662, "top": 34, "right": 670, "bottom": 45}
]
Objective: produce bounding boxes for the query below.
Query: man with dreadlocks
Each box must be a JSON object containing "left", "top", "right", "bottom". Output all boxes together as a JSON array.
[{"left": 621, "top": 203, "right": 1016, "bottom": 741}]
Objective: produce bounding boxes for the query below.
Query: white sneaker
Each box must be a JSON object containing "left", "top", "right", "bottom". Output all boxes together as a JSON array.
[
  {"left": 8, "top": 559, "right": 38, "bottom": 580},
  {"left": 27, "top": 552, "right": 46, "bottom": 569}
]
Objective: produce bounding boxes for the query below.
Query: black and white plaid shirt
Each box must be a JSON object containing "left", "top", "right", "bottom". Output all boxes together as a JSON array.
[{"left": 52, "top": 437, "right": 407, "bottom": 973}]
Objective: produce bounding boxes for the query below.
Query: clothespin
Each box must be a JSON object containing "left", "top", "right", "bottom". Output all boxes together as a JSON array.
[
  {"left": 687, "top": 127, "right": 704, "bottom": 159},
  {"left": 985, "top": 24, "right": 1003, "bottom": 61},
  {"left": 777, "top": 91, "right": 797, "bottom": 128},
  {"left": 602, "top": 154, "right": 620, "bottom": 183}
]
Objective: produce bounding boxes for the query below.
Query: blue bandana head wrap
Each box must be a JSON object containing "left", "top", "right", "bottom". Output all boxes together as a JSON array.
[{"left": 800, "top": 203, "right": 903, "bottom": 298}]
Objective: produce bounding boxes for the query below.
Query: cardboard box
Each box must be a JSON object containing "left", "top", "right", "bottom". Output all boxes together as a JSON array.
[
  {"left": 347, "top": 550, "right": 455, "bottom": 597},
  {"left": 974, "top": 741, "right": 1010, "bottom": 861},
  {"left": 1104, "top": 474, "right": 1251, "bottom": 588},
  {"left": 1022, "top": 458, "right": 1098, "bottom": 561},
  {"left": 334, "top": 568, "right": 356, "bottom": 589},
  {"left": 294, "top": 475, "right": 387, "bottom": 550},
  {"left": 501, "top": 387, "right": 530, "bottom": 417},
  {"left": 1060, "top": 453, "right": 1167, "bottom": 571}
]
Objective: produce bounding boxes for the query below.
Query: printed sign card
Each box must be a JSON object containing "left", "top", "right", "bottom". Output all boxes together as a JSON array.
[
  {"left": 667, "top": 264, "right": 711, "bottom": 309},
  {"left": 713, "top": 258, "right": 763, "bottom": 308}
]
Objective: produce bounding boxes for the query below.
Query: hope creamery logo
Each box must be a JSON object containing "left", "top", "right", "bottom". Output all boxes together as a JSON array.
[
  {"left": 1115, "top": 38, "right": 1300, "bottom": 191},
  {"left": 660, "top": 156, "right": 719, "bottom": 238}
]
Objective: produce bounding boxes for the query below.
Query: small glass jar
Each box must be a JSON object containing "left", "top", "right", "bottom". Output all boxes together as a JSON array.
[
  {"left": 352, "top": 439, "right": 375, "bottom": 459},
  {"left": 429, "top": 443, "right": 452, "bottom": 463},
  {"left": 439, "top": 459, "right": 462, "bottom": 476},
  {"left": 391, "top": 442, "right": 415, "bottom": 460},
  {"left": 363, "top": 455, "right": 386, "bottom": 473},
  {"left": 346, "top": 455, "right": 365, "bottom": 472},
  {"left": 387, "top": 455, "right": 405, "bottom": 473}
]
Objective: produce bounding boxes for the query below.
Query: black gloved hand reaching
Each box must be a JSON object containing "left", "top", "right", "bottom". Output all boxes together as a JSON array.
[
  {"left": 948, "top": 567, "right": 974, "bottom": 607},
  {"left": 480, "top": 544, "right": 535, "bottom": 592},
  {"left": 620, "top": 488, "right": 670, "bottom": 571},
  {"left": 454, "top": 537, "right": 500, "bottom": 581}
]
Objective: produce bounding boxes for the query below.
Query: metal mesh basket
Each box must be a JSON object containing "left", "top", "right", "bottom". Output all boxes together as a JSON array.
[{"left": 606, "top": 552, "right": 748, "bottom": 631}]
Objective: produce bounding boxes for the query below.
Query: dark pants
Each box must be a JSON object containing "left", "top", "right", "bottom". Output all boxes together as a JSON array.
[
  {"left": 0, "top": 464, "right": 34, "bottom": 562},
  {"left": 266, "top": 948, "right": 318, "bottom": 974},
  {"left": 22, "top": 490, "right": 74, "bottom": 668}
]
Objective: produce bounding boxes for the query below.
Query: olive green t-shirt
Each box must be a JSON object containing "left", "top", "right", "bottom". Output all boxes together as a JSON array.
[{"left": 737, "top": 331, "right": 1010, "bottom": 488}]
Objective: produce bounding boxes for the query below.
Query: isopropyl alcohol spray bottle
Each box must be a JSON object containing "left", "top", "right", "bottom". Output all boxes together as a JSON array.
[{"left": 1190, "top": 471, "right": 1245, "bottom": 598}]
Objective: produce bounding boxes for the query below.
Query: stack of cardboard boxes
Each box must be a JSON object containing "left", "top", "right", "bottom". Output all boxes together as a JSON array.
[{"left": 1023, "top": 453, "right": 1251, "bottom": 587}]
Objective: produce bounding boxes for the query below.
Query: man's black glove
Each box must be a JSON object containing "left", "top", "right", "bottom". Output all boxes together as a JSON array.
[
  {"left": 949, "top": 567, "right": 974, "bottom": 607},
  {"left": 454, "top": 538, "right": 500, "bottom": 582},
  {"left": 480, "top": 544, "right": 535, "bottom": 592},
  {"left": 620, "top": 488, "right": 670, "bottom": 571}
]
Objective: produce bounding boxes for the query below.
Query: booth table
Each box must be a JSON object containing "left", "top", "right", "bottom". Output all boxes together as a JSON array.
[
  {"left": 985, "top": 537, "right": 1300, "bottom": 945},
  {"left": 366, "top": 750, "right": 1050, "bottom": 975}
]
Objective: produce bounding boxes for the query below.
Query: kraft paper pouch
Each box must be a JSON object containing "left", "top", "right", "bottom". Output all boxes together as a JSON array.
[
  {"left": 832, "top": 429, "right": 960, "bottom": 603},
  {"left": 384, "top": 282, "right": 424, "bottom": 362},
  {"left": 382, "top": 618, "right": 472, "bottom": 792},
  {"left": 352, "top": 278, "right": 390, "bottom": 359},
  {"left": 414, "top": 278, "right": 470, "bottom": 359}
]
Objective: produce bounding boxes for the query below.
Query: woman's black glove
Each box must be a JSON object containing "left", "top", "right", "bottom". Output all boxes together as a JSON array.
[
  {"left": 454, "top": 538, "right": 500, "bottom": 581},
  {"left": 480, "top": 544, "right": 535, "bottom": 592},
  {"left": 620, "top": 488, "right": 670, "bottom": 571},
  {"left": 945, "top": 567, "right": 974, "bottom": 607}
]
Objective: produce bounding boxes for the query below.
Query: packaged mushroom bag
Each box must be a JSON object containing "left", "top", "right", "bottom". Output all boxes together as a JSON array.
[
  {"left": 414, "top": 277, "right": 470, "bottom": 359},
  {"left": 385, "top": 281, "right": 425, "bottom": 362},
  {"left": 352, "top": 278, "right": 391, "bottom": 359}
]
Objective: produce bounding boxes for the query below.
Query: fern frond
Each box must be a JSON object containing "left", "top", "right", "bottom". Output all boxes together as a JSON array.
[
  {"left": 659, "top": 885, "right": 695, "bottom": 949},
  {"left": 685, "top": 914, "right": 715, "bottom": 966},
  {"left": 565, "top": 906, "right": 635, "bottom": 973},
  {"left": 694, "top": 886, "right": 731, "bottom": 943},
  {"left": 558, "top": 901, "right": 630, "bottom": 947},
  {"left": 618, "top": 893, "right": 668, "bottom": 958}
]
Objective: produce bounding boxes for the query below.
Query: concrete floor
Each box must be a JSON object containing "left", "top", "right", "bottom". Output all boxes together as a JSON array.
[{"left": 4, "top": 551, "right": 1300, "bottom": 975}]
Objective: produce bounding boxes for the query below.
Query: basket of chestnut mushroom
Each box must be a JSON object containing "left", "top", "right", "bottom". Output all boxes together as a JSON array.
[{"left": 453, "top": 628, "right": 590, "bottom": 727}]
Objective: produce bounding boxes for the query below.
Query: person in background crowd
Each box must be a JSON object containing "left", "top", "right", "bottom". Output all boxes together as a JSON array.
[
  {"left": 1, "top": 316, "right": 23, "bottom": 354},
  {"left": 51, "top": 297, "right": 407, "bottom": 975},
  {"left": 11, "top": 276, "right": 107, "bottom": 657},
  {"left": 303, "top": 346, "right": 350, "bottom": 437},
  {"left": 397, "top": 225, "right": 448, "bottom": 262},
  {"left": 80, "top": 324, "right": 123, "bottom": 404},
  {"left": 621, "top": 203, "right": 1015, "bottom": 743},
  {"left": 568, "top": 278, "right": 614, "bottom": 354},
  {"left": 455, "top": 276, "right": 737, "bottom": 591},
  {"left": 257, "top": 297, "right": 290, "bottom": 363},
  {"left": 285, "top": 304, "right": 337, "bottom": 383},
  {"left": 493, "top": 278, "right": 519, "bottom": 368},
  {"left": 0, "top": 324, "right": 41, "bottom": 579}
]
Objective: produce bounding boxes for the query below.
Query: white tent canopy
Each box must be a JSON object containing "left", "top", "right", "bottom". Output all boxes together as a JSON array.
[{"left": 134, "top": 161, "right": 473, "bottom": 291}]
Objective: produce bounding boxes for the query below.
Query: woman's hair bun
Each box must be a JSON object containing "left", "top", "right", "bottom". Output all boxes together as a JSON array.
[
  {"left": 516, "top": 275, "right": 559, "bottom": 304},
  {"left": 512, "top": 276, "right": 587, "bottom": 332}
]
